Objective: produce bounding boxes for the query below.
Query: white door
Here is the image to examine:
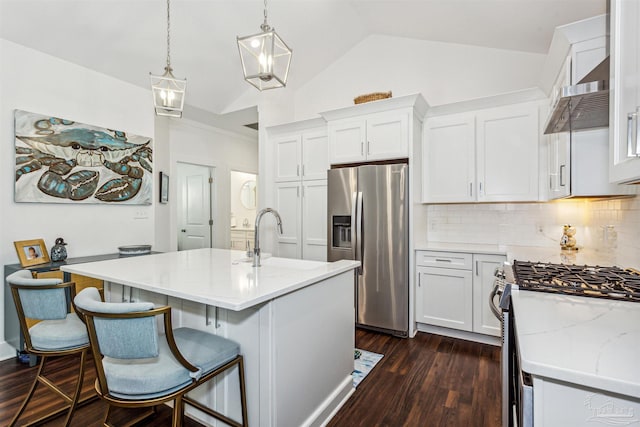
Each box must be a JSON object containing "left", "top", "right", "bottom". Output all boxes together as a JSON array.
[
  {"left": 328, "top": 119, "right": 366, "bottom": 164},
  {"left": 274, "top": 135, "right": 301, "bottom": 182},
  {"left": 301, "top": 130, "right": 329, "bottom": 180},
  {"left": 301, "top": 180, "right": 327, "bottom": 261},
  {"left": 177, "top": 163, "right": 213, "bottom": 251}
]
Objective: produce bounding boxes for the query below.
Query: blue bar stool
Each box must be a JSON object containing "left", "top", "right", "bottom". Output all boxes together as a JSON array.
[
  {"left": 7, "top": 269, "right": 91, "bottom": 426},
  {"left": 74, "top": 287, "right": 248, "bottom": 427}
]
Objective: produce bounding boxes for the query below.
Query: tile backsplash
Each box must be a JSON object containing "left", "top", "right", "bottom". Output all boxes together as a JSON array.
[{"left": 426, "top": 197, "right": 640, "bottom": 257}]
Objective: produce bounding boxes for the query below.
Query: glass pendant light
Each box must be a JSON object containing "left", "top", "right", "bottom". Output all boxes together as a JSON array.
[
  {"left": 150, "top": 0, "right": 186, "bottom": 118},
  {"left": 237, "top": 0, "right": 292, "bottom": 91}
]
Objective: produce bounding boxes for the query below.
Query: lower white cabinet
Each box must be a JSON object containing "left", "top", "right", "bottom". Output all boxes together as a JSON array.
[
  {"left": 415, "top": 250, "right": 505, "bottom": 337},
  {"left": 275, "top": 180, "right": 327, "bottom": 261},
  {"left": 230, "top": 229, "right": 255, "bottom": 251}
]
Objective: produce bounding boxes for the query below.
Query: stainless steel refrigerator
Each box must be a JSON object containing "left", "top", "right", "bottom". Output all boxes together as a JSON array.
[{"left": 327, "top": 163, "right": 409, "bottom": 337}]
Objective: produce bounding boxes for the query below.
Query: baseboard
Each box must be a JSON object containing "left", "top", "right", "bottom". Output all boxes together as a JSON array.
[
  {"left": 302, "top": 374, "right": 355, "bottom": 427},
  {"left": 416, "top": 323, "right": 501, "bottom": 346},
  {"left": 0, "top": 341, "right": 17, "bottom": 361}
]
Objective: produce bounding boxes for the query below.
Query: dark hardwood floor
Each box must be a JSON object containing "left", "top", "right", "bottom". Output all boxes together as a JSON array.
[{"left": 0, "top": 329, "right": 501, "bottom": 426}]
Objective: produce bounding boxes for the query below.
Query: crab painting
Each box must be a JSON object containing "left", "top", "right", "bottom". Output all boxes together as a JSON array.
[{"left": 14, "top": 110, "right": 152, "bottom": 204}]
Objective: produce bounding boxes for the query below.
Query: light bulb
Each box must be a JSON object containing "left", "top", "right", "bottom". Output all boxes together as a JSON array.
[
  {"left": 251, "top": 39, "right": 260, "bottom": 48},
  {"left": 160, "top": 90, "right": 167, "bottom": 100}
]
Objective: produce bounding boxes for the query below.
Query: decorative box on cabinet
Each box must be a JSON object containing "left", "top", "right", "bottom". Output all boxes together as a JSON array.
[
  {"left": 321, "top": 94, "right": 428, "bottom": 165},
  {"left": 415, "top": 250, "right": 504, "bottom": 339},
  {"left": 610, "top": 0, "right": 640, "bottom": 184},
  {"left": 423, "top": 100, "right": 542, "bottom": 203}
]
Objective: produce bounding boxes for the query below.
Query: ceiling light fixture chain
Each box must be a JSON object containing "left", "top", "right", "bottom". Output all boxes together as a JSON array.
[
  {"left": 261, "top": 0, "right": 270, "bottom": 32},
  {"left": 166, "top": 0, "right": 171, "bottom": 70}
]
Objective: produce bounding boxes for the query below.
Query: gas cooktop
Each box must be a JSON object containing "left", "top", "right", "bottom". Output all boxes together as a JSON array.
[{"left": 511, "top": 260, "right": 640, "bottom": 302}]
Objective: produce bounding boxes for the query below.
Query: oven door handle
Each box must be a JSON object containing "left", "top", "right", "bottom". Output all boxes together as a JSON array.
[{"left": 489, "top": 282, "right": 503, "bottom": 320}]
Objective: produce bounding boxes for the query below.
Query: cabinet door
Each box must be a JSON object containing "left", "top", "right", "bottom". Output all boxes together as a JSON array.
[
  {"left": 477, "top": 104, "right": 539, "bottom": 202},
  {"left": 275, "top": 182, "right": 302, "bottom": 259},
  {"left": 422, "top": 113, "right": 476, "bottom": 203},
  {"left": 416, "top": 266, "right": 473, "bottom": 331},
  {"left": 274, "top": 134, "right": 301, "bottom": 182},
  {"left": 328, "top": 119, "right": 366, "bottom": 164},
  {"left": 365, "top": 111, "right": 409, "bottom": 161},
  {"left": 548, "top": 132, "right": 571, "bottom": 199},
  {"left": 302, "top": 130, "right": 329, "bottom": 180},
  {"left": 472, "top": 254, "right": 505, "bottom": 337},
  {"left": 230, "top": 230, "right": 247, "bottom": 250},
  {"left": 610, "top": 0, "right": 640, "bottom": 183},
  {"left": 302, "top": 180, "right": 327, "bottom": 261},
  {"left": 571, "top": 37, "right": 607, "bottom": 84}
]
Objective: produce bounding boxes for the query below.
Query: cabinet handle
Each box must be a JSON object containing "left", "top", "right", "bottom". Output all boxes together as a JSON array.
[
  {"left": 479, "top": 182, "right": 483, "bottom": 195},
  {"left": 469, "top": 182, "right": 473, "bottom": 197},
  {"left": 627, "top": 111, "right": 639, "bottom": 157},
  {"left": 361, "top": 141, "right": 364, "bottom": 155},
  {"left": 297, "top": 165, "right": 300, "bottom": 176},
  {"left": 297, "top": 186, "right": 300, "bottom": 197},
  {"left": 559, "top": 164, "right": 566, "bottom": 187},
  {"left": 418, "top": 274, "right": 421, "bottom": 287},
  {"left": 636, "top": 107, "right": 640, "bottom": 156},
  {"left": 367, "top": 141, "right": 371, "bottom": 155},
  {"left": 435, "top": 258, "right": 452, "bottom": 263},
  {"left": 302, "top": 164, "right": 305, "bottom": 177},
  {"left": 476, "top": 260, "right": 479, "bottom": 275}
]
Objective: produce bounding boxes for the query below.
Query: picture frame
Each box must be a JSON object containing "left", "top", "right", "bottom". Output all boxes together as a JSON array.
[
  {"left": 159, "top": 171, "right": 169, "bottom": 204},
  {"left": 14, "top": 238, "right": 50, "bottom": 267}
]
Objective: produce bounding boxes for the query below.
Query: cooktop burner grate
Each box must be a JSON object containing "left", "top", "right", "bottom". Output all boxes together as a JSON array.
[{"left": 512, "top": 260, "right": 640, "bottom": 302}]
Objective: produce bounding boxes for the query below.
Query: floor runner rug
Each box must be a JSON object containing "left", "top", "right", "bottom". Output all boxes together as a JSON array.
[{"left": 353, "top": 348, "right": 383, "bottom": 388}]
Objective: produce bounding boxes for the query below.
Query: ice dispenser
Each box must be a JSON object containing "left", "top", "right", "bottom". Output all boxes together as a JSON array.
[{"left": 332, "top": 216, "right": 351, "bottom": 249}]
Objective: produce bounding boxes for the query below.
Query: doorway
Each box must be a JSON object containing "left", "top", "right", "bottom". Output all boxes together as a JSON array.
[{"left": 176, "top": 162, "right": 215, "bottom": 251}]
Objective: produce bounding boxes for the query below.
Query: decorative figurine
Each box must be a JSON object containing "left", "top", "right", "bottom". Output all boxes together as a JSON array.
[
  {"left": 50, "top": 237, "right": 68, "bottom": 261},
  {"left": 560, "top": 225, "right": 578, "bottom": 251}
]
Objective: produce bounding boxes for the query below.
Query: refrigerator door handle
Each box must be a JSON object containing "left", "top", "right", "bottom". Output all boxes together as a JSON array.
[
  {"left": 356, "top": 191, "right": 363, "bottom": 275},
  {"left": 351, "top": 191, "right": 358, "bottom": 261}
]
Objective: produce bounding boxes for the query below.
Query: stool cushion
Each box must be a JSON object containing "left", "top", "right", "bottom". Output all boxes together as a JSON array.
[
  {"left": 105, "top": 327, "right": 239, "bottom": 400},
  {"left": 30, "top": 313, "right": 89, "bottom": 351}
]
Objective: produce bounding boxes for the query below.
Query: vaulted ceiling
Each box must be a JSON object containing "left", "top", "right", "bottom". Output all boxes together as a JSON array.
[{"left": 0, "top": 0, "right": 605, "bottom": 116}]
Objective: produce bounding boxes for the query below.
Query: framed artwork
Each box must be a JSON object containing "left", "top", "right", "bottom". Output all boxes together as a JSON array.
[
  {"left": 14, "top": 239, "right": 51, "bottom": 267},
  {"left": 160, "top": 172, "right": 169, "bottom": 204},
  {"left": 14, "top": 110, "right": 153, "bottom": 205}
]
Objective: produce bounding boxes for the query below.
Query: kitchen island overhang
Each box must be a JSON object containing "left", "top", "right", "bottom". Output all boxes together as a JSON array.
[{"left": 63, "top": 248, "right": 360, "bottom": 427}]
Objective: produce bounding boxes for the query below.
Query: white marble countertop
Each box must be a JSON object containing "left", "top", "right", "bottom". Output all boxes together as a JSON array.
[
  {"left": 511, "top": 289, "right": 640, "bottom": 398},
  {"left": 62, "top": 248, "right": 359, "bottom": 311},
  {"left": 415, "top": 243, "right": 639, "bottom": 269}
]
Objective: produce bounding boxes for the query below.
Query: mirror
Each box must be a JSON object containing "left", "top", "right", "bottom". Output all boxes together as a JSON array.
[{"left": 240, "top": 180, "right": 257, "bottom": 209}]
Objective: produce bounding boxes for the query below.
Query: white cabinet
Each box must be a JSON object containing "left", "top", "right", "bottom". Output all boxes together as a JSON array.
[
  {"left": 230, "top": 229, "right": 255, "bottom": 251},
  {"left": 327, "top": 111, "right": 409, "bottom": 164},
  {"left": 321, "top": 94, "right": 427, "bottom": 165},
  {"left": 547, "top": 56, "right": 572, "bottom": 199},
  {"left": 610, "top": 0, "right": 640, "bottom": 184},
  {"left": 423, "top": 101, "right": 541, "bottom": 203},
  {"left": 269, "top": 119, "right": 329, "bottom": 261},
  {"left": 415, "top": 250, "right": 504, "bottom": 338},
  {"left": 472, "top": 254, "right": 504, "bottom": 337},
  {"left": 274, "top": 128, "right": 328, "bottom": 182},
  {"left": 274, "top": 180, "right": 327, "bottom": 261},
  {"left": 476, "top": 103, "right": 540, "bottom": 202},
  {"left": 422, "top": 113, "right": 476, "bottom": 203}
]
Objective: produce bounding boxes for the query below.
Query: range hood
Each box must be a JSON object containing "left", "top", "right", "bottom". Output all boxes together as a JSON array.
[{"left": 544, "top": 56, "right": 609, "bottom": 135}]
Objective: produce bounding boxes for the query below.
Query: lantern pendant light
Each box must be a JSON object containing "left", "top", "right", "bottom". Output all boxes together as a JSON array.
[
  {"left": 150, "top": 0, "right": 186, "bottom": 118},
  {"left": 237, "top": 0, "right": 292, "bottom": 91}
]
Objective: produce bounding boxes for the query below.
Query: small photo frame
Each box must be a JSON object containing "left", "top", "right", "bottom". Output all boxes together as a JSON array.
[
  {"left": 14, "top": 239, "right": 50, "bottom": 267},
  {"left": 160, "top": 172, "right": 169, "bottom": 204}
]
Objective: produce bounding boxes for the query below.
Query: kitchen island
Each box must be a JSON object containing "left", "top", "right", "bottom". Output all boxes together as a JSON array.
[
  {"left": 62, "top": 248, "right": 360, "bottom": 427},
  {"left": 512, "top": 289, "right": 640, "bottom": 426}
]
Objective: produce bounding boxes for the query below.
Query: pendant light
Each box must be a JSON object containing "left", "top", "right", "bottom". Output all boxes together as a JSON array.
[
  {"left": 237, "top": 0, "right": 292, "bottom": 91},
  {"left": 150, "top": 0, "right": 186, "bottom": 118}
]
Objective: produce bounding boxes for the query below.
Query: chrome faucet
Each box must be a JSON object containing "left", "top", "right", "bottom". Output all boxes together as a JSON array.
[{"left": 253, "top": 208, "right": 283, "bottom": 267}]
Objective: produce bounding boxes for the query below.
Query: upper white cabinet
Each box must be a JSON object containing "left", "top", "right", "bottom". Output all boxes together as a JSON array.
[
  {"left": 321, "top": 94, "right": 427, "bottom": 165},
  {"left": 274, "top": 123, "right": 328, "bottom": 183},
  {"left": 423, "top": 100, "right": 542, "bottom": 203},
  {"left": 610, "top": 0, "right": 640, "bottom": 184},
  {"left": 423, "top": 113, "right": 476, "bottom": 203}
]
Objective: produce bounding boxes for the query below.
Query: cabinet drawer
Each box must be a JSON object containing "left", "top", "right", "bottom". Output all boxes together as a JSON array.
[{"left": 416, "top": 251, "right": 472, "bottom": 270}]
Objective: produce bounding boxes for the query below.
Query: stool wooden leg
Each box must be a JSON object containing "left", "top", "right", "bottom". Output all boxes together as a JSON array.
[
  {"left": 8, "top": 354, "right": 48, "bottom": 426},
  {"left": 173, "top": 396, "right": 185, "bottom": 427},
  {"left": 61, "top": 348, "right": 87, "bottom": 426},
  {"left": 238, "top": 356, "right": 248, "bottom": 427}
]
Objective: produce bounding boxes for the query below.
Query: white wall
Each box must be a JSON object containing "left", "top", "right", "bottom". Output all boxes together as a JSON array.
[
  {"left": 293, "top": 34, "right": 546, "bottom": 121},
  {"left": 0, "top": 39, "right": 155, "bottom": 358},
  {"left": 167, "top": 119, "right": 258, "bottom": 251}
]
